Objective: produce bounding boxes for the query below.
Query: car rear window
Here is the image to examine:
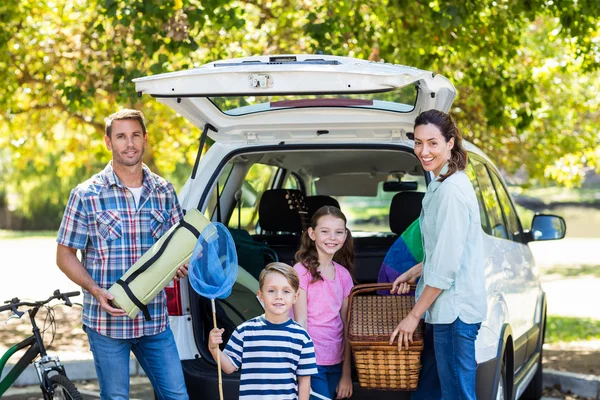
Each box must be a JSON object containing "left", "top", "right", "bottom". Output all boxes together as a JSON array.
[
  {"left": 328, "top": 176, "right": 426, "bottom": 234},
  {"left": 208, "top": 84, "right": 418, "bottom": 116}
]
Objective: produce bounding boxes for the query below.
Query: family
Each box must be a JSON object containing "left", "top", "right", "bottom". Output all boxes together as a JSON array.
[{"left": 56, "top": 108, "right": 486, "bottom": 400}]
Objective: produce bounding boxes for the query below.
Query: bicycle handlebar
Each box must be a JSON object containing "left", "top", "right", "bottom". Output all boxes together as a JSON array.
[{"left": 0, "top": 290, "right": 81, "bottom": 314}]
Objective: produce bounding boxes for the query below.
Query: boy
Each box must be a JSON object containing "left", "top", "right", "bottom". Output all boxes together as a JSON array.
[{"left": 209, "top": 262, "right": 317, "bottom": 399}]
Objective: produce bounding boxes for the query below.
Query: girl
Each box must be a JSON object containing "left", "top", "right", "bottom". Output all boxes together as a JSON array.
[
  {"left": 293, "top": 206, "right": 354, "bottom": 400},
  {"left": 389, "top": 109, "right": 486, "bottom": 400}
]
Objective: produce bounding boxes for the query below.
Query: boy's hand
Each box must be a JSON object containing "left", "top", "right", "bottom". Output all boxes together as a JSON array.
[{"left": 209, "top": 328, "right": 224, "bottom": 351}]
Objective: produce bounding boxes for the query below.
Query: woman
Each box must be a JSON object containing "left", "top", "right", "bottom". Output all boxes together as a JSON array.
[{"left": 389, "top": 109, "right": 486, "bottom": 399}]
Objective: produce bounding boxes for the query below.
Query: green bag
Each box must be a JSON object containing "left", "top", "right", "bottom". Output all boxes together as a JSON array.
[{"left": 227, "top": 228, "right": 278, "bottom": 280}]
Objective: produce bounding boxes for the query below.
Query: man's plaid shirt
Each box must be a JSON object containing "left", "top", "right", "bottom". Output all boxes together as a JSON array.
[{"left": 57, "top": 162, "right": 183, "bottom": 339}]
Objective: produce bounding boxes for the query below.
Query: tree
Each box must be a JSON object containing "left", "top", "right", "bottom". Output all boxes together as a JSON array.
[{"left": 1, "top": 0, "right": 599, "bottom": 227}]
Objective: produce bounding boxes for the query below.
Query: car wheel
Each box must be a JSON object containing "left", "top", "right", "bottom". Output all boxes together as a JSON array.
[
  {"left": 522, "top": 318, "right": 546, "bottom": 399},
  {"left": 496, "top": 354, "right": 508, "bottom": 400}
]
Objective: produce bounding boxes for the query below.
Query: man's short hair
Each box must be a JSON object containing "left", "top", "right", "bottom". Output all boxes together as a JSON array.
[
  {"left": 259, "top": 262, "right": 300, "bottom": 292},
  {"left": 105, "top": 109, "right": 147, "bottom": 137}
]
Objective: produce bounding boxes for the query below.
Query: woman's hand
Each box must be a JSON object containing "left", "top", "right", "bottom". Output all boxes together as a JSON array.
[
  {"left": 390, "top": 275, "right": 412, "bottom": 295},
  {"left": 390, "top": 263, "right": 421, "bottom": 295},
  {"left": 389, "top": 313, "right": 420, "bottom": 351}
]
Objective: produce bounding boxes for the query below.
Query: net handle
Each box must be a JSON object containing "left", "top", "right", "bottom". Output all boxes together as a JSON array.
[
  {"left": 346, "top": 283, "right": 417, "bottom": 338},
  {"left": 212, "top": 299, "right": 224, "bottom": 400}
]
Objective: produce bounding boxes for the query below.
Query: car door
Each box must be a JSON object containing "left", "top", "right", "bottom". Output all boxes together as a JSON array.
[
  {"left": 488, "top": 167, "right": 540, "bottom": 363},
  {"left": 133, "top": 54, "right": 456, "bottom": 146},
  {"left": 470, "top": 157, "right": 535, "bottom": 371}
]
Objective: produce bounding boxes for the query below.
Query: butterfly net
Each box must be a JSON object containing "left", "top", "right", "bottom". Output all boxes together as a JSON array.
[{"left": 188, "top": 222, "right": 239, "bottom": 300}]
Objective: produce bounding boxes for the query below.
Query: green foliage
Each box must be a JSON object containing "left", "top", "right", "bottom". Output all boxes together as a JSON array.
[
  {"left": 546, "top": 315, "right": 600, "bottom": 343},
  {"left": 0, "top": 0, "right": 599, "bottom": 226}
]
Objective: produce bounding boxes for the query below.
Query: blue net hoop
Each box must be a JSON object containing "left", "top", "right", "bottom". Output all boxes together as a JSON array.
[{"left": 188, "top": 222, "right": 238, "bottom": 300}]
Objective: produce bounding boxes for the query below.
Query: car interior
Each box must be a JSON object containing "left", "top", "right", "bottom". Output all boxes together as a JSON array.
[{"left": 189, "top": 146, "right": 428, "bottom": 365}]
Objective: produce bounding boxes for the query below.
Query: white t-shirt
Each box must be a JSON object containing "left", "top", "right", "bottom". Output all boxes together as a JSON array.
[{"left": 127, "top": 186, "right": 143, "bottom": 208}]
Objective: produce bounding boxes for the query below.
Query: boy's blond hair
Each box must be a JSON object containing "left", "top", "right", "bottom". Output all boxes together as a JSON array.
[{"left": 259, "top": 262, "right": 299, "bottom": 292}]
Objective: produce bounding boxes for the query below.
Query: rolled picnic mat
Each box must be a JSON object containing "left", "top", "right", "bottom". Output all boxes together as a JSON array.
[{"left": 108, "top": 208, "right": 214, "bottom": 320}]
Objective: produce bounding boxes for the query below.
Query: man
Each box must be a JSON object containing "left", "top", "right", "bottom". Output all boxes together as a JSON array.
[{"left": 56, "top": 109, "right": 189, "bottom": 400}]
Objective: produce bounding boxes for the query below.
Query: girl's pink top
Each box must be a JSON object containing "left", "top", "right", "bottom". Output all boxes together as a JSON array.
[{"left": 293, "top": 261, "right": 354, "bottom": 366}]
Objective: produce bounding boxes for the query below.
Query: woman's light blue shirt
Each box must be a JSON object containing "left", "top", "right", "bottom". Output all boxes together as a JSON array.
[{"left": 416, "top": 164, "right": 487, "bottom": 324}]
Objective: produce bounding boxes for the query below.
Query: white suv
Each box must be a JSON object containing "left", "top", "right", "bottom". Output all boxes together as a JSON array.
[{"left": 134, "top": 55, "right": 566, "bottom": 400}]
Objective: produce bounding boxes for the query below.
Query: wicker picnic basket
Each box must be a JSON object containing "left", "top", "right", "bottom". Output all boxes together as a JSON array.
[{"left": 347, "top": 283, "right": 424, "bottom": 391}]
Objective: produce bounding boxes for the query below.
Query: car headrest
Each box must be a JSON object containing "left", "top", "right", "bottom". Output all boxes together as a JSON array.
[
  {"left": 258, "top": 189, "right": 307, "bottom": 233},
  {"left": 305, "top": 195, "right": 341, "bottom": 222},
  {"left": 389, "top": 192, "right": 425, "bottom": 234}
]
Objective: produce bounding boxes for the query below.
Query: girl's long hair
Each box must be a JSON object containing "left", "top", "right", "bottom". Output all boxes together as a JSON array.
[
  {"left": 294, "top": 206, "right": 354, "bottom": 282},
  {"left": 413, "top": 109, "right": 468, "bottom": 182}
]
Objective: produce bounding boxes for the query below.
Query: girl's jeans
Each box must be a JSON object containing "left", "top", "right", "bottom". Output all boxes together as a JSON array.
[
  {"left": 412, "top": 318, "right": 481, "bottom": 400},
  {"left": 310, "top": 362, "right": 343, "bottom": 400}
]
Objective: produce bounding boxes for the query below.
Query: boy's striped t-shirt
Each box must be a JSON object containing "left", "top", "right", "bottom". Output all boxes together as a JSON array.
[{"left": 223, "top": 315, "right": 318, "bottom": 399}]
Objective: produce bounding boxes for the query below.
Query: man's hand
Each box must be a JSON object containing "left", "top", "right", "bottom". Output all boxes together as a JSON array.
[
  {"left": 91, "top": 287, "right": 127, "bottom": 317},
  {"left": 174, "top": 263, "right": 189, "bottom": 281},
  {"left": 389, "top": 313, "right": 420, "bottom": 351},
  {"left": 336, "top": 373, "right": 353, "bottom": 398},
  {"left": 209, "top": 328, "right": 224, "bottom": 351}
]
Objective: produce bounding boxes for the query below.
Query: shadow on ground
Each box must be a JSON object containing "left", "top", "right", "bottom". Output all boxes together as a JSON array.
[{"left": 544, "top": 348, "right": 600, "bottom": 376}]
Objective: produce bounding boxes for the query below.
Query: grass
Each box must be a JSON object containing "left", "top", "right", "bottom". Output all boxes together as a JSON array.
[
  {"left": 513, "top": 186, "right": 600, "bottom": 204},
  {"left": 543, "top": 264, "right": 600, "bottom": 278},
  {"left": 0, "top": 229, "right": 57, "bottom": 239},
  {"left": 546, "top": 315, "right": 600, "bottom": 343}
]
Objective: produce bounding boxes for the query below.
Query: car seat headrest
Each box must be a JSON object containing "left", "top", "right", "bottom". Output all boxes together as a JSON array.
[
  {"left": 389, "top": 192, "right": 425, "bottom": 234},
  {"left": 258, "top": 189, "right": 307, "bottom": 233},
  {"left": 305, "top": 195, "right": 341, "bottom": 222}
]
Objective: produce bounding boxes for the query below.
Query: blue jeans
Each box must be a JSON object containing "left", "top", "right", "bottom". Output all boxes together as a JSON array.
[
  {"left": 310, "top": 363, "right": 343, "bottom": 400},
  {"left": 85, "top": 326, "right": 188, "bottom": 400},
  {"left": 412, "top": 318, "right": 481, "bottom": 400}
]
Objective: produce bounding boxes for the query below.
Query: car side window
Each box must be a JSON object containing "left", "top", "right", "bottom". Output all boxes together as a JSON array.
[
  {"left": 229, "top": 164, "right": 299, "bottom": 232},
  {"left": 284, "top": 173, "right": 300, "bottom": 190},
  {"left": 464, "top": 162, "right": 492, "bottom": 235},
  {"left": 204, "top": 163, "right": 234, "bottom": 222},
  {"left": 489, "top": 170, "right": 523, "bottom": 242},
  {"left": 471, "top": 159, "right": 508, "bottom": 239}
]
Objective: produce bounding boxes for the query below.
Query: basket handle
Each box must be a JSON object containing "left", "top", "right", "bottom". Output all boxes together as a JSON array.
[
  {"left": 346, "top": 282, "right": 417, "bottom": 336},
  {"left": 350, "top": 282, "right": 417, "bottom": 297}
]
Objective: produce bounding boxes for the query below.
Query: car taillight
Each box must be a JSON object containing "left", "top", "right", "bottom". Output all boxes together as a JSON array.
[{"left": 165, "top": 280, "right": 183, "bottom": 316}]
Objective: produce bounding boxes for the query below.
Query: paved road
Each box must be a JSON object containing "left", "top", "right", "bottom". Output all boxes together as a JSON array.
[
  {"left": 530, "top": 240, "right": 600, "bottom": 320},
  {"left": 0, "top": 379, "right": 565, "bottom": 400},
  {"left": 0, "top": 237, "right": 82, "bottom": 303},
  {"left": 3, "top": 376, "right": 154, "bottom": 399}
]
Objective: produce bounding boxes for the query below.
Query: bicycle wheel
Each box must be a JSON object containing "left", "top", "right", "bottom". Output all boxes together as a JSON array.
[{"left": 47, "top": 374, "right": 83, "bottom": 400}]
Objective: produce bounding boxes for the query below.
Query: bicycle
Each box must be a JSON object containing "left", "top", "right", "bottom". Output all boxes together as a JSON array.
[{"left": 0, "top": 289, "right": 83, "bottom": 399}]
